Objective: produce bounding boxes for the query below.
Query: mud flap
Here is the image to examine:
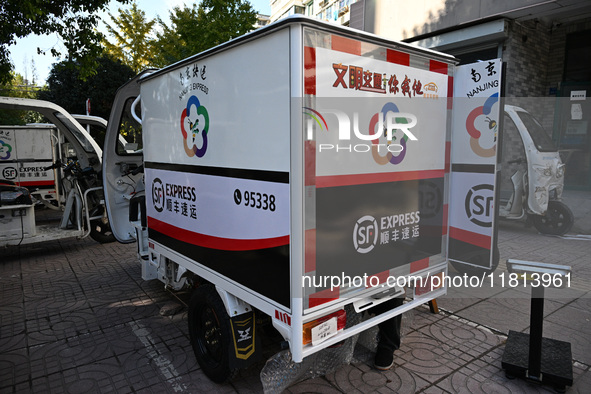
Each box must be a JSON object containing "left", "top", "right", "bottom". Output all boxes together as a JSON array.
[{"left": 228, "top": 311, "right": 261, "bottom": 370}]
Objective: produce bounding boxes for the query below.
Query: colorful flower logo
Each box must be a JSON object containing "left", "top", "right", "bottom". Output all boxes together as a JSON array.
[
  {"left": 466, "top": 93, "right": 498, "bottom": 158},
  {"left": 0, "top": 140, "right": 12, "bottom": 160},
  {"left": 180, "top": 95, "right": 209, "bottom": 158},
  {"left": 370, "top": 102, "right": 409, "bottom": 165}
]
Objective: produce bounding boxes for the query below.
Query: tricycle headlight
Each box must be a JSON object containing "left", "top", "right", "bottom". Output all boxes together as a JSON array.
[{"left": 556, "top": 164, "right": 565, "bottom": 178}]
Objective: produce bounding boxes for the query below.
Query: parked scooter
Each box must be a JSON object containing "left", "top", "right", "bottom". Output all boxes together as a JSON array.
[{"left": 499, "top": 105, "right": 574, "bottom": 236}]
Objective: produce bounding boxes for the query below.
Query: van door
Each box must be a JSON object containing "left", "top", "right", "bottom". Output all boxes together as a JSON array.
[
  {"left": 448, "top": 60, "right": 503, "bottom": 274},
  {"left": 102, "top": 72, "right": 150, "bottom": 243}
]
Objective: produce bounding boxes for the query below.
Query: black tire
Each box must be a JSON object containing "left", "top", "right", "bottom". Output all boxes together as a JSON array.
[
  {"left": 450, "top": 246, "right": 500, "bottom": 276},
  {"left": 188, "top": 284, "right": 236, "bottom": 383},
  {"left": 89, "top": 206, "right": 116, "bottom": 244},
  {"left": 532, "top": 200, "right": 574, "bottom": 236}
]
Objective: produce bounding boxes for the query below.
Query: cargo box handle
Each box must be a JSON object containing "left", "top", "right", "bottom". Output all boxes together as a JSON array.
[{"left": 131, "top": 95, "right": 142, "bottom": 125}]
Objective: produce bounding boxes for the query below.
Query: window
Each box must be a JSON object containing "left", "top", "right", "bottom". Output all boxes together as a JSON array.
[
  {"left": 564, "top": 30, "right": 591, "bottom": 82},
  {"left": 517, "top": 111, "right": 557, "bottom": 152},
  {"left": 116, "top": 97, "right": 143, "bottom": 155},
  {"left": 54, "top": 113, "right": 95, "bottom": 153}
]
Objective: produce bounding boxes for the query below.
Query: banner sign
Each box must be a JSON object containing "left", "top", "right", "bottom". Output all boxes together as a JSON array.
[{"left": 449, "top": 59, "right": 502, "bottom": 269}]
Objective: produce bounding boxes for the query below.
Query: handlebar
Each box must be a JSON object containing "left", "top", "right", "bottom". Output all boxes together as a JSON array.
[
  {"left": 43, "top": 160, "right": 62, "bottom": 171},
  {"left": 43, "top": 160, "right": 95, "bottom": 179},
  {"left": 43, "top": 160, "right": 77, "bottom": 172},
  {"left": 63, "top": 161, "right": 77, "bottom": 172}
]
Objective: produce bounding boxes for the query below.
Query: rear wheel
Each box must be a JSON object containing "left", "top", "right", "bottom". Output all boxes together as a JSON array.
[
  {"left": 188, "top": 284, "right": 236, "bottom": 383},
  {"left": 532, "top": 201, "right": 574, "bottom": 236}
]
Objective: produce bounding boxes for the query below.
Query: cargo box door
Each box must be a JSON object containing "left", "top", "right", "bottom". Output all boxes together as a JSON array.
[
  {"left": 102, "top": 74, "right": 146, "bottom": 243},
  {"left": 301, "top": 27, "right": 453, "bottom": 311},
  {"left": 448, "top": 59, "right": 504, "bottom": 271}
]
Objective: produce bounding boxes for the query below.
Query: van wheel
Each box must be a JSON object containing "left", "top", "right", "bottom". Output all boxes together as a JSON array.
[
  {"left": 188, "top": 284, "right": 236, "bottom": 383},
  {"left": 532, "top": 201, "right": 574, "bottom": 236}
]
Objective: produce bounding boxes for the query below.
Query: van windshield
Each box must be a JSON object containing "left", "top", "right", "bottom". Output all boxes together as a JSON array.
[
  {"left": 54, "top": 113, "right": 96, "bottom": 153},
  {"left": 517, "top": 111, "right": 557, "bottom": 152}
]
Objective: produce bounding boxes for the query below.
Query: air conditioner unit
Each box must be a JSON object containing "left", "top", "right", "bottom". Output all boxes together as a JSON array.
[
  {"left": 339, "top": 12, "right": 350, "bottom": 24},
  {"left": 319, "top": 0, "right": 328, "bottom": 8},
  {"left": 338, "top": 5, "right": 349, "bottom": 16}
]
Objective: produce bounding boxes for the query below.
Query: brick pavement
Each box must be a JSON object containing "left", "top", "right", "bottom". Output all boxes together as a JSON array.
[{"left": 1, "top": 218, "right": 590, "bottom": 393}]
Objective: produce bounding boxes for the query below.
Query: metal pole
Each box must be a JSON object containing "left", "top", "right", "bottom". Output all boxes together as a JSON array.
[{"left": 528, "top": 284, "right": 545, "bottom": 380}]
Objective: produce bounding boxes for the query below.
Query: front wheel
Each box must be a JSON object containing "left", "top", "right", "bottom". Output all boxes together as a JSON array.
[
  {"left": 532, "top": 201, "right": 574, "bottom": 236},
  {"left": 188, "top": 284, "right": 237, "bottom": 383}
]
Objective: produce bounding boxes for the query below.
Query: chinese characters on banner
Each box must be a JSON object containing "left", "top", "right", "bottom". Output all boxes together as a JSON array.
[{"left": 332, "top": 63, "right": 429, "bottom": 98}]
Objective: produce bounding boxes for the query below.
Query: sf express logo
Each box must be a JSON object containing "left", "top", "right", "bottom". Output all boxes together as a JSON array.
[
  {"left": 353, "top": 211, "right": 421, "bottom": 253},
  {"left": 465, "top": 184, "right": 494, "bottom": 227},
  {"left": 151, "top": 177, "right": 197, "bottom": 214},
  {"left": 353, "top": 215, "right": 379, "bottom": 254},
  {"left": 2, "top": 166, "right": 17, "bottom": 180},
  {"left": 152, "top": 178, "right": 165, "bottom": 212},
  {"left": 419, "top": 181, "right": 442, "bottom": 219}
]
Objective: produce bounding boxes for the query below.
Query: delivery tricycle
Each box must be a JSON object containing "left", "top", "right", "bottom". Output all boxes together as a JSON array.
[
  {"left": 101, "top": 16, "right": 503, "bottom": 387},
  {"left": 0, "top": 98, "right": 114, "bottom": 246}
]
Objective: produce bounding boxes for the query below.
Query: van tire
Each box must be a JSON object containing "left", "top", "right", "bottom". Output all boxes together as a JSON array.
[
  {"left": 188, "top": 284, "right": 237, "bottom": 383},
  {"left": 532, "top": 201, "right": 574, "bottom": 236}
]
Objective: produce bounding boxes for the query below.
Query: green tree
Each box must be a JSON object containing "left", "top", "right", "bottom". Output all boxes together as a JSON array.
[
  {"left": 0, "top": 72, "right": 38, "bottom": 98},
  {"left": 0, "top": 72, "right": 43, "bottom": 124},
  {"left": 197, "top": 0, "right": 257, "bottom": 49},
  {"left": 0, "top": 0, "right": 130, "bottom": 85},
  {"left": 152, "top": 0, "right": 257, "bottom": 67},
  {"left": 152, "top": 5, "right": 198, "bottom": 67},
  {"left": 37, "top": 55, "right": 135, "bottom": 145},
  {"left": 102, "top": 2, "right": 156, "bottom": 73}
]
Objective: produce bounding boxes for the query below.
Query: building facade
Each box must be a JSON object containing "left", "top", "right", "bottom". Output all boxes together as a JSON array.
[
  {"left": 270, "top": 0, "right": 591, "bottom": 189},
  {"left": 270, "top": 0, "right": 359, "bottom": 24},
  {"left": 255, "top": 14, "right": 271, "bottom": 29}
]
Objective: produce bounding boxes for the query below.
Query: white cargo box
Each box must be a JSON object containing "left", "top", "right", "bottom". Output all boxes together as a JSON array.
[
  {"left": 0, "top": 125, "right": 58, "bottom": 201},
  {"left": 105, "top": 17, "right": 457, "bottom": 364},
  {"left": 0, "top": 204, "right": 35, "bottom": 242}
]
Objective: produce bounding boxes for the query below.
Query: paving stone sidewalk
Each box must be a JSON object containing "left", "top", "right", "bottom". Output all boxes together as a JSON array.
[{"left": 1, "top": 218, "right": 590, "bottom": 393}]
